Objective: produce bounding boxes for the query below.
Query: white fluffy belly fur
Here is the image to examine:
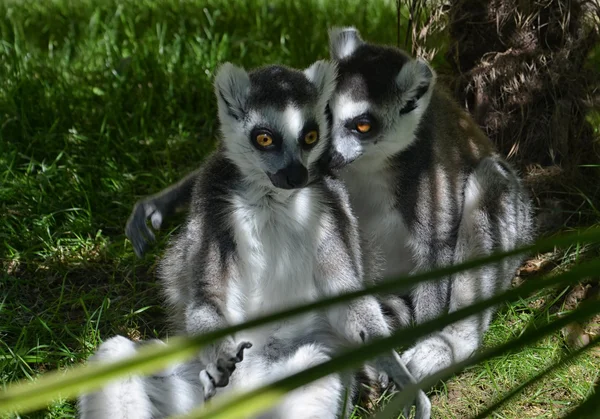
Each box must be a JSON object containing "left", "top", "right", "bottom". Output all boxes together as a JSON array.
[{"left": 227, "top": 188, "right": 326, "bottom": 350}]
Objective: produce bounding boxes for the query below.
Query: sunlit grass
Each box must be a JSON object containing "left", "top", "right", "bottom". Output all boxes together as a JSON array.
[{"left": 1, "top": 0, "right": 598, "bottom": 417}]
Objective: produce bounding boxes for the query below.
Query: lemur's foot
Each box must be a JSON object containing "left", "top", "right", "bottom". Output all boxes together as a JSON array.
[
  {"left": 376, "top": 352, "right": 431, "bottom": 419},
  {"left": 199, "top": 342, "right": 252, "bottom": 401}
]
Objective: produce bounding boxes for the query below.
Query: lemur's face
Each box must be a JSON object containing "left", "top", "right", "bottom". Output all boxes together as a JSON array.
[
  {"left": 215, "top": 62, "right": 336, "bottom": 190},
  {"left": 326, "top": 28, "right": 436, "bottom": 170}
]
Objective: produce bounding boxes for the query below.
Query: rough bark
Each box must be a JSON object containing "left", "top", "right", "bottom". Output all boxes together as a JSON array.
[
  {"left": 444, "top": 0, "right": 600, "bottom": 231},
  {"left": 446, "top": 0, "right": 599, "bottom": 167}
]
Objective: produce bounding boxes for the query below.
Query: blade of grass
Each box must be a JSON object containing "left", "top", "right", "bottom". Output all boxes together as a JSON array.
[
  {"left": 1, "top": 237, "right": 598, "bottom": 416},
  {"left": 374, "top": 299, "right": 600, "bottom": 419},
  {"left": 171, "top": 298, "right": 600, "bottom": 419}
]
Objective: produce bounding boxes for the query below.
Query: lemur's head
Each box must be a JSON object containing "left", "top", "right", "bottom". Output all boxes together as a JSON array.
[
  {"left": 214, "top": 61, "right": 337, "bottom": 190},
  {"left": 326, "top": 27, "right": 436, "bottom": 169}
]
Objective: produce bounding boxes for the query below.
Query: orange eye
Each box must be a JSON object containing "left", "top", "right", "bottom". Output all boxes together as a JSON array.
[
  {"left": 304, "top": 130, "right": 318, "bottom": 145},
  {"left": 356, "top": 122, "right": 371, "bottom": 133},
  {"left": 256, "top": 133, "right": 273, "bottom": 147}
]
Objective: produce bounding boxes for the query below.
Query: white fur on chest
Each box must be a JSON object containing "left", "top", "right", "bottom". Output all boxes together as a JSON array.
[
  {"left": 227, "top": 187, "right": 322, "bottom": 329},
  {"left": 339, "top": 165, "right": 415, "bottom": 280}
]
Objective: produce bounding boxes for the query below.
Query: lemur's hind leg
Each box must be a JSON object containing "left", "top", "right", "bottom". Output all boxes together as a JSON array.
[
  {"left": 78, "top": 336, "right": 154, "bottom": 419},
  {"left": 401, "top": 157, "right": 534, "bottom": 382},
  {"left": 328, "top": 296, "right": 431, "bottom": 419},
  {"left": 256, "top": 343, "right": 350, "bottom": 419},
  {"left": 78, "top": 336, "right": 205, "bottom": 419}
]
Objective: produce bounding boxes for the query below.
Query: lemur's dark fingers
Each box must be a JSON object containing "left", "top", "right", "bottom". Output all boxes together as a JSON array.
[
  {"left": 217, "top": 356, "right": 238, "bottom": 376},
  {"left": 203, "top": 341, "right": 254, "bottom": 391},
  {"left": 125, "top": 200, "right": 157, "bottom": 258},
  {"left": 215, "top": 341, "right": 253, "bottom": 377},
  {"left": 235, "top": 341, "right": 252, "bottom": 361},
  {"left": 209, "top": 361, "right": 231, "bottom": 387}
]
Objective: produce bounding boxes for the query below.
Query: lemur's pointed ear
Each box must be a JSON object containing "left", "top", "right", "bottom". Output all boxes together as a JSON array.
[
  {"left": 214, "top": 62, "right": 251, "bottom": 121},
  {"left": 304, "top": 60, "right": 338, "bottom": 106},
  {"left": 395, "top": 58, "right": 436, "bottom": 114},
  {"left": 328, "top": 26, "right": 364, "bottom": 60}
]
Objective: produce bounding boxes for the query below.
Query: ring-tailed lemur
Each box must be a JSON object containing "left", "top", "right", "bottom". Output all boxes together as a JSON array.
[
  {"left": 124, "top": 27, "right": 535, "bottom": 386},
  {"left": 324, "top": 27, "right": 534, "bottom": 381},
  {"left": 79, "top": 60, "right": 431, "bottom": 419}
]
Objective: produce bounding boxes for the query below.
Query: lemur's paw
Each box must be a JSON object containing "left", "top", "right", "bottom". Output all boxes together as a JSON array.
[
  {"left": 125, "top": 199, "right": 162, "bottom": 258},
  {"left": 199, "top": 341, "right": 252, "bottom": 401},
  {"left": 378, "top": 372, "right": 389, "bottom": 389}
]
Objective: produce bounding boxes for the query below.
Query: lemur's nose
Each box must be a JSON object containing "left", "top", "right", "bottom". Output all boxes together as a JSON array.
[
  {"left": 286, "top": 161, "right": 308, "bottom": 188},
  {"left": 268, "top": 161, "right": 308, "bottom": 190}
]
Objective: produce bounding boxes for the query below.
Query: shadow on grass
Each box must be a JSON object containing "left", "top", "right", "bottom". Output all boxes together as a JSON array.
[{"left": 1, "top": 256, "right": 167, "bottom": 382}]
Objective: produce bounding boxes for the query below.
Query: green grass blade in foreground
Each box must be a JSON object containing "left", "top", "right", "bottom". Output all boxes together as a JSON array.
[
  {"left": 168, "top": 297, "right": 600, "bottom": 419},
  {"left": 0, "top": 335, "right": 204, "bottom": 415},
  {"left": 471, "top": 338, "right": 600, "bottom": 419},
  {"left": 0, "top": 229, "right": 598, "bottom": 415},
  {"left": 148, "top": 258, "right": 600, "bottom": 419},
  {"left": 374, "top": 299, "right": 600, "bottom": 419}
]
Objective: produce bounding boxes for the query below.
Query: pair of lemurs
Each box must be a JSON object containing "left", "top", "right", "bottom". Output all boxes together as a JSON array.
[{"left": 78, "top": 27, "right": 534, "bottom": 419}]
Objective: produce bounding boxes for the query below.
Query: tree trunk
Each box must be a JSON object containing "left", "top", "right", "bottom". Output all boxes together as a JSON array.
[
  {"left": 445, "top": 0, "right": 600, "bottom": 230},
  {"left": 447, "top": 0, "right": 599, "bottom": 169}
]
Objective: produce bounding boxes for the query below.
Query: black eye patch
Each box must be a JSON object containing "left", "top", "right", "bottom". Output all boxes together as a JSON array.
[
  {"left": 344, "top": 113, "right": 379, "bottom": 139},
  {"left": 299, "top": 120, "right": 320, "bottom": 150}
]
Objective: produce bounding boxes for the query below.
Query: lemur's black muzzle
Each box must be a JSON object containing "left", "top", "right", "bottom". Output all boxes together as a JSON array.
[{"left": 268, "top": 161, "right": 309, "bottom": 190}]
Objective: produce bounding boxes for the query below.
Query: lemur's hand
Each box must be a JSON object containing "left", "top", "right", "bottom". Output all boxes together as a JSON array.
[
  {"left": 125, "top": 198, "right": 165, "bottom": 258},
  {"left": 378, "top": 371, "right": 389, "bottom": 389},
  {"left": 199, "top": 341, "right": 252, "bottom": 401}
]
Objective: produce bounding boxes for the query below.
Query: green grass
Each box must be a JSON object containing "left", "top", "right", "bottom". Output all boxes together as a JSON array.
[{"left": 0, "top": 0, "right": 598, "bottom": 418}]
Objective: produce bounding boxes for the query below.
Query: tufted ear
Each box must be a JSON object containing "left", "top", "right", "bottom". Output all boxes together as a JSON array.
[
  {"left": 304, "top": 59, "right": 338, "bottom": 106},
  {"left": 328, "top": 26, "right": 364, "bottom": 61},
  {"left": 214, "top": 62, "right": 251, "bottom": 121},
  {"left": 395, "top": 58, "right": 436, "bottom": 114}
]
